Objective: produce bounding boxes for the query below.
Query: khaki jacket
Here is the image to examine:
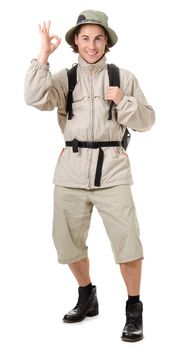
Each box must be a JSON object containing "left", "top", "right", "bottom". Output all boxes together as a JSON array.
[{"left": 24, "top": 55, "right": 155, "bottom": 189}]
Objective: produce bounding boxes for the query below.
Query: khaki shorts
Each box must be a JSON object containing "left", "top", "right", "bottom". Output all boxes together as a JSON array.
[{"left": 52, "top": 185, "right": 143, "bottom": 264}]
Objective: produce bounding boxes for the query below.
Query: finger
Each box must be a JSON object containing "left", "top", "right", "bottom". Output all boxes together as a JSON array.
[
  {"left": 47, "top": 20, "right": 51, "bottom": 33},
  {"left": 54, "top": 37, "right": 61, "bottom": 48},
  {"left": 38, "top": 23, "right": 45, "bottom": 37},
  {"left": 50, "top": 38, "right": 61, "bottom": 52},
  {"left": 38, "top": 24, "right": 42, "bottom": 33},
  {"left": 38, "top": 22, "right": 45, "bottom": 31},
  {"left": 106, "top": 90, "right": 114, "bottom": 97},
  {"left": 105, "top": 93, "right": 113, "bottom": 100},
  {"left": 43, "top": 21, "right": 46, "bottom": 31}
]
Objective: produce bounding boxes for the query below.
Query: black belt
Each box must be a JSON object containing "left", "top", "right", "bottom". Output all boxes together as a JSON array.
[{"left": 65, "top": 138, "right": 121, "bottom": 187}]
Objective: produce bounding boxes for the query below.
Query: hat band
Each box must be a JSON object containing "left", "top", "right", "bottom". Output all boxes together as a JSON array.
[{"left": 77, "top": 18, "right": 103, "bottom": 26}]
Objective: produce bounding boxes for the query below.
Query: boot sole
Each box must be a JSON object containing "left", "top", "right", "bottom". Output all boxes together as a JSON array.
[
  {"left": 121, "top": 335, "right": 143, "bottom": 342},
  {"left": 63, "top": 308, "right": 99, "bottom": 323}
]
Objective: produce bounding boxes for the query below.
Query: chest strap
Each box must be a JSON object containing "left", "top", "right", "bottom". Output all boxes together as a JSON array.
[{"left": 65, "top": 139, "right": 121, "bottom": 187}]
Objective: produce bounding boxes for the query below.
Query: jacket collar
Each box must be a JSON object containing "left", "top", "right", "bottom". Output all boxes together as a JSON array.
[{"left": 78, "top": 55, "right": 107, "bottom": 73}]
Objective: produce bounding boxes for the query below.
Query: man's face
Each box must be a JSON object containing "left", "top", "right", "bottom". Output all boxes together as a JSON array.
[{"left": 74, "top": 24, "right": 108, "bottom": 64}]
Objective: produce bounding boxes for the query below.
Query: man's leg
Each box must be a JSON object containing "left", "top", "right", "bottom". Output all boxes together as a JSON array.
[
  {"left": 52, "top": 186, "right": 98, "bottom": 322},
  {"left": 120, "top": 258, "right": 142, "bottom": 296},
  {"left": 63, "top": 257, "right": 99, "bottom": 323},
  {"left": 120, "top": 258, "right": 143, "bottom": 342},
  {"left": 89, "top": 185, "right": 143, "bottom": 340},
  {"left": 68, "top": 257, "right": 91, "bottom": 286}
]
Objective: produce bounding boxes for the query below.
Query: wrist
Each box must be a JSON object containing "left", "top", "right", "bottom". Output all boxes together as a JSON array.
[{"left": 37, "top": 52, "right": 49, "bottom": 65}]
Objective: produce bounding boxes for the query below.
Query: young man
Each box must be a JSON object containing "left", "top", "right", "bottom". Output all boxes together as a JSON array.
[{"left": 24, "top": 9, "right": 155, "bottom": 342}]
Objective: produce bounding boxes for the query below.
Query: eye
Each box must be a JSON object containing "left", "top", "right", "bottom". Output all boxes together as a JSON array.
[{"left": 96, "top": 37, "right": 101, "bottom": 41}]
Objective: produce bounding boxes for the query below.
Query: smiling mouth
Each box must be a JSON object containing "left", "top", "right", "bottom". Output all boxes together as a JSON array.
[{"left": 86, "top": 52, "right": 97, "bottom": 56}]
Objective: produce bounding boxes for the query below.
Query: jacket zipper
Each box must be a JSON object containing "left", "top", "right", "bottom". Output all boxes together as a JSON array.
[{"left": 87, "top": 65, "right": 94, "bottom": 189}]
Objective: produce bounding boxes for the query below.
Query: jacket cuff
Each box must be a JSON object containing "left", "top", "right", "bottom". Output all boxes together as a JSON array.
[
  {"left": 116, "top": 95, "right": 129, "bottom": 110},
  {"left": 30, "top": 59, "right": 50, "bottom": 71}
]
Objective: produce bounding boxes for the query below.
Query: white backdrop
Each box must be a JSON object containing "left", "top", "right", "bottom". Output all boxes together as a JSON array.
[{"left": 0, "top": 0, "right": 181, "bottom": 349}]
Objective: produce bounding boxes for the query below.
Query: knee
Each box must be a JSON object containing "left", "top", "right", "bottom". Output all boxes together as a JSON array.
[{"left": 120, "top": 258, "right": 142, "bottom": 269}]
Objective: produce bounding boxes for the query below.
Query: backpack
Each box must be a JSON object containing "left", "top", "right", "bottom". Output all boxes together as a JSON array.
[{"left": 66, "top": 63, "right": 131, "bottom": 150}]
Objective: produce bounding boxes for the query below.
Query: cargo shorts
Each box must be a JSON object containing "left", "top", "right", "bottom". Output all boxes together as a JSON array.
[{"left": 52, "top": 185, "right": 143, "bottom": 264}]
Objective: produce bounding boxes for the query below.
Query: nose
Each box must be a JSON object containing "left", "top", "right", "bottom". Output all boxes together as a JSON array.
[{"left": 89, "top": 40, "right": 96, "bottom": 50}]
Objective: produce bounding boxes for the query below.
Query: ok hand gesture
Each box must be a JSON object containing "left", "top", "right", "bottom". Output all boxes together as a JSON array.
[{"left": 37, "top": 21, "right": 61, "bottom": 64}]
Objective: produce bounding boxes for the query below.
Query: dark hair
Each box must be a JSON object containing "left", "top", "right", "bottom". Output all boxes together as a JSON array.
[{"left": 70, "top": 24, "right": 111, "bottom": 53}]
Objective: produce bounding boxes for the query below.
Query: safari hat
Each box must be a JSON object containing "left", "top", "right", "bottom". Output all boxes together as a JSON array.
[{"left": 65, "top": 9, "right": 118, "bottom": 47}]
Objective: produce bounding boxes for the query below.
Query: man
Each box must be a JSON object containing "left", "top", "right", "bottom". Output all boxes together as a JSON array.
[{"left": 24, "top": 9, "right": 155, "bottom": 342}]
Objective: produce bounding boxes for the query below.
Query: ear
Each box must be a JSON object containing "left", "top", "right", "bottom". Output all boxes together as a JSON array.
[{"left": 74, "top": 34, "right": 78, "bottom": 45}]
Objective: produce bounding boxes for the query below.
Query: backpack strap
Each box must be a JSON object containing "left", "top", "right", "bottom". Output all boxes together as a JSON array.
[
  {"left": 107, "top": 63, "right": 131, "bottom": 149},
  {"left": 107, "top": 63, "right": 120, "bottom": 120},
  {"left": 66, "top": 64, "right": 78, "bottom": 120},
  {"left": 66, "top": 63, "right": 120, "bottom": 120}
]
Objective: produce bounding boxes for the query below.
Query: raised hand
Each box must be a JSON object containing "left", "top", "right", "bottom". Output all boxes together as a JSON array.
[{"left": 37, "top": 21, "right": 61, "bottom": 64}]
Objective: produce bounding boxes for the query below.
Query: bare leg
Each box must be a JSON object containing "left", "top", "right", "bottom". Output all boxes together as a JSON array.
[
  {"left": 120, "top": 258, "right": 142, "bottom": 296},
  {"left": 68, "top": 257, "right": 91, "bottom": 286},
  {"left": 121, "top": 259, "right": 143, "bottom": 341},
  {"left": 63, "top": 257, "right": 98, "bottom": 322}
]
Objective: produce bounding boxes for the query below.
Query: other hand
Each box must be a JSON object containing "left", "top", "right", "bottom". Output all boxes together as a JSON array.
[{"left": 106, "top": 86, "right": 124, "bottom": 105}]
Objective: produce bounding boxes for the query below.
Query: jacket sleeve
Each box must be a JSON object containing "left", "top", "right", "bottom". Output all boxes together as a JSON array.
[
  {"left": 116, "top": 69, "right": 155, "bottom": 131},
  {"left": 24, "top": 59, "right": 67, "bottom": 112}
]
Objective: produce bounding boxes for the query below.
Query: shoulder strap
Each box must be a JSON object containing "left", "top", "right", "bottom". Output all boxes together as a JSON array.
[
  {"left": 107, "top": 64, "right": 120, "bottom": 120},
  {"left": 66, "top": 64, "right": 78, "bottom": 120},
  {"left": 107, "top": 64, "right": 131, "bottom": 149},
  {"left": 107, "top": 63, "right": 120, "bottom": 87}
]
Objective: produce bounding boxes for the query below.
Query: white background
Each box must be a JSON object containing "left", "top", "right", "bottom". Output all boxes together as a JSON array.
[{"left": 0, "top": 0, "right": 181, "bottom": 349}]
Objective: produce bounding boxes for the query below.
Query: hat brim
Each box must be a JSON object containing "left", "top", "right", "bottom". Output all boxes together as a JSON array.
[{"left": 65, "top": 21, "right": 118, "bottom": 47}]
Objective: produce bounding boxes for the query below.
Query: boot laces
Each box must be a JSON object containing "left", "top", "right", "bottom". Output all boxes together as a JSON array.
[
  {"left": 74, "top": 295, "right": 89, "bottom": 310},
  {"left": 126, "top": 315, "right": 141, "bottom": 329}
]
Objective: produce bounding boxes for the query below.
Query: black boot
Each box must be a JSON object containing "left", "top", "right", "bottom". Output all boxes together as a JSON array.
[
  {"left": 63, "top": 285, "right": 99, "bottom": 323},
  {"left": 121, "top": 301, "right": 143, "bottom": 342}
]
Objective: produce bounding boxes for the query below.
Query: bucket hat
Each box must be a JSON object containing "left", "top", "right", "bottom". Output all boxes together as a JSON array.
[{"left": 65, "top": 9, "right": 118, "bottom": 47}]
